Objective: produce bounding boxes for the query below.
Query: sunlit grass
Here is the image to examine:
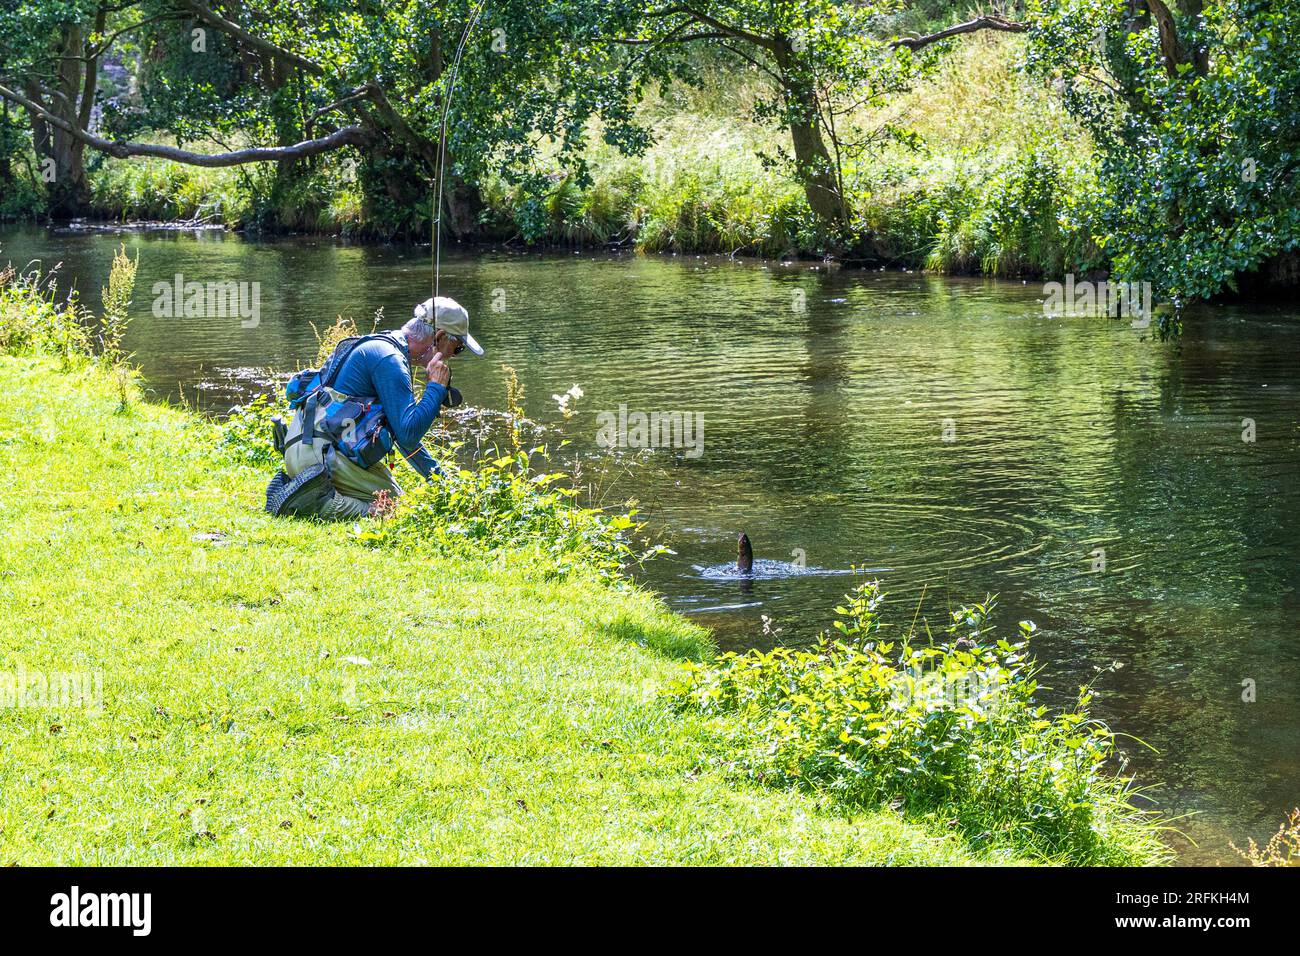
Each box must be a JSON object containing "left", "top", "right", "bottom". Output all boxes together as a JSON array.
[{"left": 0, "top": 331, "right": 1017, "bottom": 863}]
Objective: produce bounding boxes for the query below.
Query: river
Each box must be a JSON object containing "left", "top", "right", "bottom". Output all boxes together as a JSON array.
[{"left": 4, "top": 223, "right": 1298, "bottom": 864}]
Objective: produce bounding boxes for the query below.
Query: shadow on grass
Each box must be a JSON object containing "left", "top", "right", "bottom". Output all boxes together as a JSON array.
[{"left": 600, "top": 611, "right": 713, "bottom": 662}]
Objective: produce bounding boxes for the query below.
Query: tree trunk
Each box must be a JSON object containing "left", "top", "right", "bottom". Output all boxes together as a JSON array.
[
  {"left": 442, "top": 175, "right": 482, "bottom": 238},
  {"left": 774, "top": 43, "right": 844, "bottom": 232},
  {"left": 0, "top": 101, "right": 13, "bottom": 185},
  {"left": 27, "top": 24, "right": 93, "bottom": 217},
  {"left": 787, "top": 105, "right": 842, "bottom": 227}
]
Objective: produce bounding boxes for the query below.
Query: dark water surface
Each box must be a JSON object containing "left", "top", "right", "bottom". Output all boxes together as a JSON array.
[{"left": 6, "top": 224, "right": 1298, "bottom": 864}]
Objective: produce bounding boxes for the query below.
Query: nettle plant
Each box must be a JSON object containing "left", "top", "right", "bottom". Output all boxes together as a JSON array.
[
  {"left": 358, "top": 441, "right": 660, "bottom": 582},
  {"left": 670, "top": 580, "right": 1168, "bottom": 864},
  {"left": 219, "top": 393, "right": 285, "bottom": 466}
]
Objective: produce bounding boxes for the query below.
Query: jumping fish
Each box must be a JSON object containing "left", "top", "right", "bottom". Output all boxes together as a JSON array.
[{"left": 737, "top": 532, "right": 754, "bottom": 574}]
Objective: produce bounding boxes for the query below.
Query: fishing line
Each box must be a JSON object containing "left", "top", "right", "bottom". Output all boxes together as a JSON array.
[{"left": 433, "top": 0, "right": 490, "bottom": 300}]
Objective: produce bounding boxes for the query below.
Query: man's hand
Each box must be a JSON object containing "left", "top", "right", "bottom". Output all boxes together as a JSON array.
[{"left": 425, "top": 351, "right": 450, "bottom": 387}]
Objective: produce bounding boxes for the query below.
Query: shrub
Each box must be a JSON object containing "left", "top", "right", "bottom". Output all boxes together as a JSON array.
[
  {"left": 669, "top": 580, "right": 1169, "bottom": 864},
  {"left": 358, "top": 443, "right": 662, "bottom": 582},
  {"left": 218, "top": 394, "right": 285, "bottom": 466},
  {"left": 0, "top": 265, "right": 92, "bottom": 363}
]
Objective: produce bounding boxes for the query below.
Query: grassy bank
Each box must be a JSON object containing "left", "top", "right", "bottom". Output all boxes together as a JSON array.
[
  {"left": 0, "top": 355, "right": 994, "bottom": 864},
  {"left": 0, "top": 286, "right": 1018, "bottom": 866},
  {"left": 0, "top": 270, "right": 1167, "bottom": 865}
]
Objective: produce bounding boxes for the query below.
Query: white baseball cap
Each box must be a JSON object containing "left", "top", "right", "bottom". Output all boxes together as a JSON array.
[{"left": 413, "top": 296, "right": 484, "bottom": 356}]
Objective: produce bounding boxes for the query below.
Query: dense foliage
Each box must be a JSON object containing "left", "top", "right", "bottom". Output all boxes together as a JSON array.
[
  {"left": 1026, "top": 0, "right": 1300, "bottom": 317},
  {"left": 1, "top": 0, "right": 647, "bottom": 228},
  {"left": 670, "top": 580, "right": 1169, "bottom": 864},
  {"left": 4, "top": 2, "right": 1297, "bottom": 302},
  {"left": 217, "top": 393, "right": 283, "bottom": 466},
  {"left": 359, "top": 445, "right": 659, "bottom": 582}
]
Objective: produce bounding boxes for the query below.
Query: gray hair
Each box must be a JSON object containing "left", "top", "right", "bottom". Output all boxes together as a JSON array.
[{"left": 402, "top": 316, "right": 436, "bottom": 342}]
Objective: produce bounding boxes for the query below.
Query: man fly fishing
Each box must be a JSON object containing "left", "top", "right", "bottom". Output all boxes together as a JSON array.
[
  {"left": 263, "top": 2, "right": 490, "bottom": 520},
  {"left": 265, "top": 296, "right": 484, "bottom": 519}
]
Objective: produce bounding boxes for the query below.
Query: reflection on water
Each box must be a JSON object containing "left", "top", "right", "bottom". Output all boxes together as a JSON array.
[{"left": 4, "top": 224, "right": 1299, "bottom": 864}]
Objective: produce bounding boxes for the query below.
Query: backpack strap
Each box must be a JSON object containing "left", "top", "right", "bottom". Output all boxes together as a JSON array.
[
  {"left": 294, "top": 333, "right": 403, "bottom": 453},
  {"left": 320, "top": 332, "right": 405, "bottom": 392}
]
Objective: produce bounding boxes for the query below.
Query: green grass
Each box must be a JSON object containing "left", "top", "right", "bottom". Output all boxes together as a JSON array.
[{"left": 0, "top": 345, "right": 1020, "bottom": 864}]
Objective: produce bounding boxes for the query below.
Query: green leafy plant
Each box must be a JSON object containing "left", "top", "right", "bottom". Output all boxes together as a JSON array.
[
  {"left": 218, "top": 394, "right": 286, "bottom": 467},
  {"left": 0, "top": 264, "right": 92, "bottom": 365},
  {"left": 501, "top": 363, "right": 528, "bottom": 456},
  {"left": 669, "top": 580, "right": 1170, "bottom": 864},
  {"left": 358, "top": 441, "right": 663, "bottom": 582}
]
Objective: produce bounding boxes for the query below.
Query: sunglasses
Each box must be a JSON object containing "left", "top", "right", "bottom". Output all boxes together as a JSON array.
[{"left": 439, "top": 331, "right": 465, "bottom": 356}]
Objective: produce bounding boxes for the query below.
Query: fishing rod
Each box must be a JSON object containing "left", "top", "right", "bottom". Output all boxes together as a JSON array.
[{"left": 432, "top": 0, "right": 490, "bottom": 300}]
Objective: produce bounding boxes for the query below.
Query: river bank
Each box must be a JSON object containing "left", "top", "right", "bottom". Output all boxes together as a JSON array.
[
  {"left": 0, "top": 353, "right": 996, "bottom": 864},
  {"left": 1, "top": 37, "right": 1097, "bottom": 277},
  {"left": 0, "top": 261, "right": 1178, "bottom": 865}
]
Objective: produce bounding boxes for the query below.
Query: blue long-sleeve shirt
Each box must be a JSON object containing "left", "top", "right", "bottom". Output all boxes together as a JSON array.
[{"left": 331, "top": 331, "right": 445, "bottom": 479}]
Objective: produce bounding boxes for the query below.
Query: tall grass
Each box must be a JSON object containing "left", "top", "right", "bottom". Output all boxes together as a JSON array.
[
  {"left": 1233, "top": 809, "right": 1300, "bottom": 866},
  {"left": 88, "top": 157, "right": 249, "bottom": 224},
  {"left": 1, "top": 249, "right": 140, "bottom": 408},
  {"left": 99, "top": 243, "right": 139, "bottom": 409},
  {"left": 85, "top": 147, "right": 365, "bottom": 233},
  {"left": 0, "top": 263, "right": 91, "bottom": 364}
]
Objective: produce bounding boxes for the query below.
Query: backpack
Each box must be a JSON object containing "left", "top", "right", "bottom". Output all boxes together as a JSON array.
[{"left": 285, "top": 333, "right": 403, "bottom": 469}]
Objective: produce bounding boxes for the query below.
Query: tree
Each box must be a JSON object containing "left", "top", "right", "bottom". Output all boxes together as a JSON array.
[
  {"left": 619, "top": 1, "right": 898, "bottom": 236},
  {"left": 1024, "top": 0, "right": 1300, "bottom": 314},
  {"left": 618, "top": 3, "right": 1034, "bottom": 245},
  {"left": 0, "top": 0, "right": 648, "bottom": 233}
]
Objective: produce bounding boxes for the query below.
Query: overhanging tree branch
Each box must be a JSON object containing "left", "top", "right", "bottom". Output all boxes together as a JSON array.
[
  {"left": 304, "top": 86, "right": 374, "bottom": 136},
  {"left": 611, "top": 31, "right": 728, "bottom": 45},
  {"left": 174, "top": 0, "right": 326, "bottom": 75},
  {"left": 0, "top": 82, "right": 366, "bottom": 165},
  {"left": 891, "top": 16, "right": 1028, "bottom": 51},
  {"left": 649, "top": 5, "right": 778, "bottom": 51}
]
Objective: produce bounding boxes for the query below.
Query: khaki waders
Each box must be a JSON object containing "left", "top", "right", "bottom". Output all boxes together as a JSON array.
[{"left": 283, "top": 406, "right": 402, "bottom": 519}]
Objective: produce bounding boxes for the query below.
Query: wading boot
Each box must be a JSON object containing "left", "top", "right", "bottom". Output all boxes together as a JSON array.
[{"left": 265, "top": 464, "right": 334, "bottom": 517}]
